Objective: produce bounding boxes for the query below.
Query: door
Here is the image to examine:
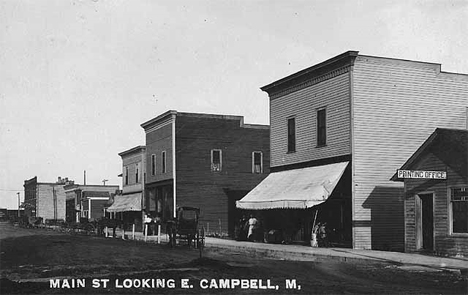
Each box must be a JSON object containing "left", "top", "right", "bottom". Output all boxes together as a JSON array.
[{"left": 417, "top": 193, "right": 434, "bottom": 251}]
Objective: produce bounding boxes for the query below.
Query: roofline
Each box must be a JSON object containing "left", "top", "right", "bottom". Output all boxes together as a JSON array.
[
  {"left": 390, "top": 128, "right": 468, "bottom": 181},
  {"left": 118, "top": 145, "right": 146, "bottom": 157},
  {"left": 141, "top": 110, "right": 177, "bottom": 129},
  {"left": 141, "top": 110, "right": 269, "bottom": 130},
  {"left": 260, "top": 50, "right": 359, "bottom": 93}
]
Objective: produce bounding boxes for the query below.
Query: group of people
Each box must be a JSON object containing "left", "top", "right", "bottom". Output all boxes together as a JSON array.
[{"left": 236, "top": 214, "right": 261, "bottom": 242}]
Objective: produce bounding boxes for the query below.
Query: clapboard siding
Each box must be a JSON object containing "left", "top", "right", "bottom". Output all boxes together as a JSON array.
[
  {"left": 404, "top": 150, "right": 468, "bottom": 257},
  {"left": 270, "top": 72, "right": 351, "bottom": 167},
  {"left": 121, "top": 149, "right": 145, "bottom": 194},
  {"left": 353, "top": 55, "right": 468, "bottom": 250},
  {"left": 145, "top": 123, "right": 173, "bottom": 185},
  {"left": 175, "top": 114, "right": 270, "bottom": 235}
]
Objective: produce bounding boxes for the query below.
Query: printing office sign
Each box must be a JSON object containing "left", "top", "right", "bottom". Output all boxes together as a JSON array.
[{"left": 397, "top": 170, "right": 447, "bottom": 180}]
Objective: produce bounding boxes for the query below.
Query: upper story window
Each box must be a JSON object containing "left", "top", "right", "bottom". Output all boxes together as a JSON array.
[
  {"left": 161, "top": 151, "right": 166, "bottom": 173},
  {"left": 125, "top": 166, "right": 129, "bottom": 185},
  {"left": 252, "top": 151, "right": 263, "bottom": 174},
  {"left": 211, "top": 149, "right": 222, "bottom": 172},
  {"left": 317, "top": 108, "right": 326, "bottom": 146},
  {"left": 287, "top": 117, "right": 296, "bottom": 153},
  {"left": 451, "top": 187, "right": 468, "bottom": 234},
  {"left": 151, "top": 154, "right": 156, "bottom": 176},
  {"left": 135, "top": 163, "right": 139, "bottom": 183}
]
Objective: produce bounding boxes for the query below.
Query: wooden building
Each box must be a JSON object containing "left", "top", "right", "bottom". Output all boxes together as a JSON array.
[
  {"left": 141, "top": 111, "right": 269, "bottom": 236},
  {"left": 65, "top": 184, "right": 119, "bottom": 222},
  {"left": 23, "top": 176, "right": 73, "bottom": 221},
  {"left": 107, "top": 146, "right": 146, "bottom": 229},
  {"left": 238, "top": 51, "right": 468, "bottom": 251},
  {"left": 393, "top": 128, "right": 467, "bottom": 257}
]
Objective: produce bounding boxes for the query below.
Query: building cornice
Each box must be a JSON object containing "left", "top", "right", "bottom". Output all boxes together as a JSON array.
[
  {"left": 118, "top": 145, "right": 146, "bottom": 157},
  {"left": 261, "top": 51, "right": 359, "bottom": 99}
]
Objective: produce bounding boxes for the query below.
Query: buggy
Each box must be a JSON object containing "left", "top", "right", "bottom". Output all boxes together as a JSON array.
[{"left": 167, "top": 206, "right": 205, "bottom": 249}]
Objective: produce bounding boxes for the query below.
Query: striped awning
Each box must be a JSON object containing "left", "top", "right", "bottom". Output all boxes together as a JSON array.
[
  {"left": 107, "top": 193, "right": 142, "bottom": 212},
  {"left": 236, "top": 162, "right": 349, "bottom": 210}
]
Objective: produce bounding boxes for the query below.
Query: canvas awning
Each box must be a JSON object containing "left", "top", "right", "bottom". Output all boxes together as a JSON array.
[
  {"left": 236, "top": 161, "right": 349, "bottom": 210},
  {"left": 107, "top": 193, "right": 142, "bottom": 213}
]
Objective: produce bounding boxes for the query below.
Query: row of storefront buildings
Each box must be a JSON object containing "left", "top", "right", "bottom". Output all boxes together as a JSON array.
[{"left": 23, "top": 51, "right": 467, "bottom": 257}]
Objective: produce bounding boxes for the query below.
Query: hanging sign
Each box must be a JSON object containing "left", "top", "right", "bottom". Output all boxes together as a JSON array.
[{"left": 397, "top": 170, "right": 446, "bottom": 179}]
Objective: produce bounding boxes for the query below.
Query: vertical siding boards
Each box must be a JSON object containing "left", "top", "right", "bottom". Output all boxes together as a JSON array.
[
  {"left": 270, "top": 72, "right": 351, "bottom": 168},
  {"left": 353, "top": 56, "right": 468, "bottom": 250},
  {"left": 175, "top": 114, "right": 269, "bottom": 234}
]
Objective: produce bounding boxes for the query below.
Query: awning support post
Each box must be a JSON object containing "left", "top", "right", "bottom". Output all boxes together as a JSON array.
[{"left": 132, "top": 224, "right": 135, "bottom": 240}]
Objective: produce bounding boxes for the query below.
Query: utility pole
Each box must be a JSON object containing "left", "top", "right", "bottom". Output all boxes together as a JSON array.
[
  {"left": 102, "top": 179, "right": 108, "bottom": 186},
  {"left": 17, "top": 192, "right": 20, "bottom": 217}
]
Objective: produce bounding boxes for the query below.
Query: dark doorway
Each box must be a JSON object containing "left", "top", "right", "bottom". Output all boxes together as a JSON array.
[{"left": 419, "top": 193, "right": 434, "bottom": 251}]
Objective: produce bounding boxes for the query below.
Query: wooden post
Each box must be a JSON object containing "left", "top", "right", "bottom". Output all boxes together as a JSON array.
[
  {"left": 157, "top": 224, "right": 161, "bottom": 244},
  {"left": 105, "top": 226, "right": 108, "bottom": 238},
  {"left": 144, "top": 224, "right": 148, "bottom": 242},
  {"left": 132, "top": 224, "right": 135, "bottom": 240},
  {"left": 122, "top": 227, "right": 125, "bottom": 240}
]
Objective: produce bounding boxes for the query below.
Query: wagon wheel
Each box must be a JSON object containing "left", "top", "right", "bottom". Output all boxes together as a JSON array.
[{"left": 84, "top": 223, "right": 95, "bottom": 235}]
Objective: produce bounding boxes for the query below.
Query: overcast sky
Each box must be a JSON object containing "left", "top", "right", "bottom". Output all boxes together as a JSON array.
[{"left": 1, "top": 0, "right": 467, "bottom": 209}]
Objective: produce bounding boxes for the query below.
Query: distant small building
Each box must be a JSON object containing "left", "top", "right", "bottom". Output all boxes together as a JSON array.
[
  {"left": 65, "top": 183, "right": 119, "bottom": 222},
  {"left": 23, "top": 176, "right": 74, "bottom": 221},
  {"left": 393, "top": 128, "right": 468, "bottom": 257}
]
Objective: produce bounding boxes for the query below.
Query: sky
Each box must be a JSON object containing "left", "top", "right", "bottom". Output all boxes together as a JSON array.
[{"left": 1, "top": 0, "right": 467, "bottom": 209}]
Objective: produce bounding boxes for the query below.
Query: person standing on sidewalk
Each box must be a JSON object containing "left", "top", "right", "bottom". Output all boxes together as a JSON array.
[{"left": 247, "top": 214, "right": 259, "bottom": 241}]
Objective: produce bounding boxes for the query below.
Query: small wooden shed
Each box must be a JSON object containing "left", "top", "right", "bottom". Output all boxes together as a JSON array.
[{"left": 393, "top": 128, "right": 467, "bottom": 257}]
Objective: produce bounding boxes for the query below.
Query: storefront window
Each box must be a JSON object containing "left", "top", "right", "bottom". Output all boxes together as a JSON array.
[{"left": 451, "top": 187, "right": 468, "bottom": 234}]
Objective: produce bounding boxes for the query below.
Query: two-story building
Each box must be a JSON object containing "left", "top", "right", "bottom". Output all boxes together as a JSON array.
[
  {"left": 65, "top": 183, "right": 119, "bottom": 222},
  {"left": 141, "top": 111, "right": 270, "bottom": 236},
  {"left": 238, "top": 51, "right": 468, "bottom": 251},
  {"left": 107, "top": 146, "right": 146, "bottom": 229},
  {"left": 23, "top": 176, "right": 73, "bottom": 221}
]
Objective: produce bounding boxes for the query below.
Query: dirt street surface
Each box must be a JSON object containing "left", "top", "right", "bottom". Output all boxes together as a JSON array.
[{"left": 0, "top": 222, "right": 466, "bottom": 294}]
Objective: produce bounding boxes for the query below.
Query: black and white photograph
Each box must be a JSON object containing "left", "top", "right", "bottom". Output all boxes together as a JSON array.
[{"left": 0, "top": 0, "right": 467, "bottom": 294}]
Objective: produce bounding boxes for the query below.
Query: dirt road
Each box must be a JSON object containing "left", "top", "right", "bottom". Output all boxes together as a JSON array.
[{"left": 0, "top": 222, "right": 466, "bottom": 294}]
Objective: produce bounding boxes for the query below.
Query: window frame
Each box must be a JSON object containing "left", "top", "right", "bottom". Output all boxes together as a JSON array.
[
  {"left": 211, "top": 149, "right": 223, "bottom": 172},
  {"left": 151, "top": 154, "right": 156, "bottom": 176},
  {"left": 161, "top": 151, "right": 166, "bottom": 173},
  {"left": 448, "top": 186, "right": 468, "bottom": 236},
  {"left": 252, "top": 151, "right": 263, "bottom": 174},
  {"left": 135, "top": 163, "right": 139, "bottom": 183},
  {"left": 125, "top": 166, "right": 129, "bottom": 185},
  {"left": 287, "top": 116, "right": 296, "bottom": 153},
  {"left": 316, "top": 107, "right": 327, "bottom": 147}
]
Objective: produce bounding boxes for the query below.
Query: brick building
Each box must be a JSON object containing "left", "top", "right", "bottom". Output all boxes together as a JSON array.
[
  {"left": 141, "top": 111, "right": 270, "bottom": 236},
  {"left": 238, "top": 51, "right": 468, "bottom": 250},
  {"left": 23, "top": 176, "right": 73, "bottom": 221}
]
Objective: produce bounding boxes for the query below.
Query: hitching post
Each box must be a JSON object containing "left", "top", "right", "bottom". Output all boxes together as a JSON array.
[
  {"left": 144, "top": 224, "right": 148, "bottom": 242},
  {"left": 157, "top": 224, "right": 161, "bottom": 244}
]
